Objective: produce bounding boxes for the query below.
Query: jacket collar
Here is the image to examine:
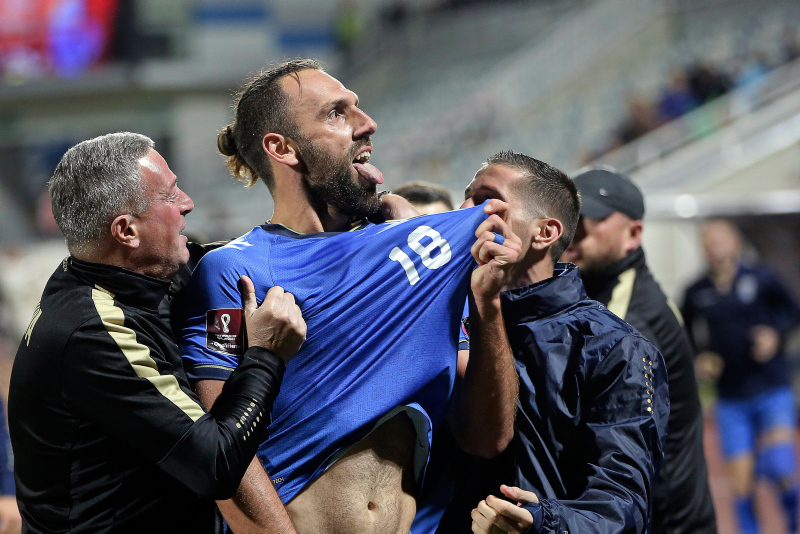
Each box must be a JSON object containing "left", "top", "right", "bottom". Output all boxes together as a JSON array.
[
  {"left": 501, "top": 263, "right": 588, "bottom": 322},
  {"left": 66, "top": 257, "right": 172, "bottom": 312}
]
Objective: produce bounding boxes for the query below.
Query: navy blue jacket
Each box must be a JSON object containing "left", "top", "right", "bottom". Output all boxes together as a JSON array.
[{"left": 506, "top": 264, "right": 669, "bottom": 533}]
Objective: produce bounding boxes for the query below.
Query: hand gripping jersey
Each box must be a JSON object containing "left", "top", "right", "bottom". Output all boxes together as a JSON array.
[{"left": 179, "top": 205, "right": 490, "bottom": 502}]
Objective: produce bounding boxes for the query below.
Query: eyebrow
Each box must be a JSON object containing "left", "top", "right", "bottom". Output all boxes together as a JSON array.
[{"left": 324, "top": 94, "right": 359, "bottom": 112}]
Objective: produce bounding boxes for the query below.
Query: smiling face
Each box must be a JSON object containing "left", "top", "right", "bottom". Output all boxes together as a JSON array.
[
  {"left": 283, "top": 69, "right": 382, "bottom": 218},
  {"left": 133, "top": 149, "right": 194, "bottom": 279}
]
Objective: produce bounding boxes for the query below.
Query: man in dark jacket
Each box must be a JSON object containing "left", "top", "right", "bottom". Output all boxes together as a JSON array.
[
  {"left": 562, "top": 168, "right": 717, "bottom": 534},
  {"left": 9, "top": 133, "right": 307, "bottom": 533},
  {"left": 455, "top": 152, "right": 668, "bottom": 534}
]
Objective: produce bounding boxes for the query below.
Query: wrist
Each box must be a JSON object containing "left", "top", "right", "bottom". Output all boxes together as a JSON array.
[{"left": 471, "top": 293, "right": 503, "bottom": 315}]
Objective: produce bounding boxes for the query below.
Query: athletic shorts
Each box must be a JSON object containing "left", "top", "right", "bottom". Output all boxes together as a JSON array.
[{"left": 716, "top": 386, "right": 798, "bottom": 459}]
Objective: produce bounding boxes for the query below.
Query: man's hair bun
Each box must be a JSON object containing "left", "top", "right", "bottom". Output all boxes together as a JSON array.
[{"left": 217, "top": 126, "right": 238, "bottom": 156}]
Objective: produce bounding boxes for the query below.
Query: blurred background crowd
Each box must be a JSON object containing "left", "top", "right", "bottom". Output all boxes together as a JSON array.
[{"left": 1, "top": 0, "right": 800, "bottom": 531}]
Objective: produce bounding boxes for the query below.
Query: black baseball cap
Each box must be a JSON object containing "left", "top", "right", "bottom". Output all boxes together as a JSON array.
[{"left": 572, "top": 168, "right": 645, "bottom": 220}]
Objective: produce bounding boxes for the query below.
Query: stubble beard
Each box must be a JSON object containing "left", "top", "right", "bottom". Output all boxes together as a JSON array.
[{"left": 295, "top": 135, "right": 380, "bottom": 219}]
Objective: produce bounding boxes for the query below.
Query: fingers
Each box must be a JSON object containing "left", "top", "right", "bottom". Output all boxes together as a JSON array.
[
  {"left": 239, "top": 275, "right": 257, "bottom": 316},
  {"left": 472, "top": 498, "right": 528, "bottom": 534},
  {"left": 244, "top": 284, "right": 306, "bottom": 363},
  {"left": 483, "top": 200, "right": 511, "bottom": 218},
  {"left": 475, "top": 214, "right": 512, "bottom": 241},
  {"left": 471, "top": 230, "right": 522, "bottom": 267},
  {"left": 263, "top": 285, "right": 289, "bottom": 316},
  {"left": 486, "top": 495, "right": 534, "bottom": 525},
  {"left": 499, "top": 484, "right": 540, "bottom": 505}
]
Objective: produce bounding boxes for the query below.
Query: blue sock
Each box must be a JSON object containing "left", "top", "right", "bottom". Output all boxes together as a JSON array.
[
  {"left": 735, "top": 496, "right": 758, "bottom": 534},
  {"left": 758, "top": 442, "right": 799, "bottom": 532},
  {"left": 782, "top": 486, "right": 799, "bottom": 534}
]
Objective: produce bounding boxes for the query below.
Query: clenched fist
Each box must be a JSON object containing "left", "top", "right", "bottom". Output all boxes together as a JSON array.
[{"left": 239, "top": 276, "right": 307, "bottom": 364}]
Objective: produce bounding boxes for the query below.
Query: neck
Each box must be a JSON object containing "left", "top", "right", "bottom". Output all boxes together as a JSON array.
[
  {"left": 506, "top": 253, "right": 555, "bottom": 290},
  {"left": 709, "top": 259, "right": 738, "bottom": 292},
  {"left": 74, "top": 244, "right": 175, "bottom": 280},
  {"left": 269, "top": 172, "right": 353, "bottom": 234}
]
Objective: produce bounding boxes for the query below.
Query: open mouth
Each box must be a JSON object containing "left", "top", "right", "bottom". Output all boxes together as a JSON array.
[{"left": 352, "top": 149, "right": 384, "bottom": 185}]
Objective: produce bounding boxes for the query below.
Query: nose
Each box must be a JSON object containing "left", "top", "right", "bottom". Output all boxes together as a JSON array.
[
  {"left": 179, "top": 188, "right": 194, "bottom": 215},
  {"left": 353, "top": 107, "right": 377, "bottom": 139},
  {"left": 460, "top": 197, "right": 476, "bottom": 209}
]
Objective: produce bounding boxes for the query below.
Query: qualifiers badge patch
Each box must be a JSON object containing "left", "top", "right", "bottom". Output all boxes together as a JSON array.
[{"left": 206, "top": 308, "right": 245, "bottom": 356}]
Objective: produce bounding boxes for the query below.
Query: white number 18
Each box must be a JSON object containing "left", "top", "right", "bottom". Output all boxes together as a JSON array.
[{"left": 389, "top": 225, "right": 452, "bottom": 285}]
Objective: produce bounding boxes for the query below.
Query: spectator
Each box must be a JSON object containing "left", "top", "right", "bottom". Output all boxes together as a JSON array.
[
  {"left": 683, "top": 219, "right": 800, "bottom": 534},
  {"left": 659, "top": 68, "right": 698, "bottom": 121},
  {"left": 615, "top": 95, "right": 661, "bottom": 145},
  {"left": 688, "top": 62, "right": 732, "bottom": 105}
]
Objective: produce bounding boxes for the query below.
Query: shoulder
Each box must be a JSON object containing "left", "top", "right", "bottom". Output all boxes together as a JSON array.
[
  {"left": 191, "top": 230, "right": 267, "bottom": 282},
  {"left": 572, "top": 302, "right": 656, "bottom": 363}
]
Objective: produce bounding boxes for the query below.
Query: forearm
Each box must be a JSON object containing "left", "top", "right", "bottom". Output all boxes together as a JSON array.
[
  {"left": 456, "top": 294, "right": 518, "bottom": 457},
  {"left": 218, "top": 457, "right": 296, "bottom": 534},
  {"left": 160, "top": 347, "right": 285, "bottom": 500}
]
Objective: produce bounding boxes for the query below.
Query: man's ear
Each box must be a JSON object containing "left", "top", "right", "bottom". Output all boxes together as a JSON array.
[
  {"left": 110, "top": 214, "right": 140, "bottom": 250},
  {"left": 623, "top": 220, "right": 643, "bottom": 254},
  {"left": 263, "top": 133, "right": 299, "bottom": 167},
  {"left": 531, "top": 217, "right": 564, "bottom": 252}
]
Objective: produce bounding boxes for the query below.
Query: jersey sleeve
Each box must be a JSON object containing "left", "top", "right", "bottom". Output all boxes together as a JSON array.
[
  {"left": 178, "top": 248, "right": 264, "bottom": 381},
  {"left": 61, "top": 317, "right": 285, "bottom": 500}
]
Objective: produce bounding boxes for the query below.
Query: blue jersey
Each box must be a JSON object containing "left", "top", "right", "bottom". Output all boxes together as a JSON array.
[{"left": 178, "top": 205, "right": 490, "bottom": 501}]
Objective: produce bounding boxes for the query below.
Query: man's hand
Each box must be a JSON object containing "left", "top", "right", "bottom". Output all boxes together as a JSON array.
[
  {"left": 695, "top": 351, "right": 724, "bottom": 382},
  {"left": 379, "top": 193, "right": 419, "bottom": 221},
  {"left": 470, "top": 200, "right": 522, "bottom": 305},
  {"left": 472, "top": 485, "right": 538, "bottom": 534},
  {"left": 0, "top": 496, "right": 21, "bottom": 534},
  {"left": 239, "top": 276, "right": 307, "bottom": 364},
  {"left": 751, "top": 325, "right": 780, "bottom": 363}
]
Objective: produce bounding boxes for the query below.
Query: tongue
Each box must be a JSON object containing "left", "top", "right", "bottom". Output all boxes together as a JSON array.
[{"left": 353, "top": 162, "right": 384, "bottom": 184}]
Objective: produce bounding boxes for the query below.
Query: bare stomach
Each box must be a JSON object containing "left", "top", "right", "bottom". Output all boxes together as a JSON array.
[{"left": 285, "top": 412, "right": 418, "bottom": 534}]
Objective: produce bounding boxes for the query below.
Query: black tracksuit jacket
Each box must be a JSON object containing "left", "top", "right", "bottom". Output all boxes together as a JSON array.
[{"left": 10, "top": 257, "right": 284, "bottom": 533}]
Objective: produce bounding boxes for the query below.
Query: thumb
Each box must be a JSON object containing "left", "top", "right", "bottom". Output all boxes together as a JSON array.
[
  {"left": 500, "top": 485, "right": 539, "bottom": 505},
  {"left": 239, "top": 275, "right": 257, "bottom": 317}
]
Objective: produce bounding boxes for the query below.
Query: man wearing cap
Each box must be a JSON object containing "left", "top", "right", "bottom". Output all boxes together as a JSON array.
[{"left": 562, "top": 168, "right": 717, "bottom": 534}]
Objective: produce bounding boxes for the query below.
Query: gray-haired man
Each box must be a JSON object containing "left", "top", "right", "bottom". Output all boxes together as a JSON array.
[{"left": 9, "top": 132, "right": 306, "bottom": 533}]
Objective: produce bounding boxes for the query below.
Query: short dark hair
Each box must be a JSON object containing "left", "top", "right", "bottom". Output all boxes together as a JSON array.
[
  {"left": 393, "top": 181, "right": 454, "bottom": 210},
  {"left": 217, "top": 58, "right": 324, "bottom": 190},
  {"left": 484, "top": 151, "right": 580, "bottom": 262}
]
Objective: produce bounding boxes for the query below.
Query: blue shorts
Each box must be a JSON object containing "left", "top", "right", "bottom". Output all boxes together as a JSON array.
[{"left": 716, "top": 386, "right": 798, "bottom": 459}]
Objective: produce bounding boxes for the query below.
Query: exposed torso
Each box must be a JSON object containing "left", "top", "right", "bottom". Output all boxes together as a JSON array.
[{"left": 285, "top": 413, "right": 417, "bottom": 534}]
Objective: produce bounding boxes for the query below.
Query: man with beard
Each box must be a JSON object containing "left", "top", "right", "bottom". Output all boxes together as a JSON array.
[
  {"left": 177, "top": 59, "right": 520, "bottom": 533},
  {"left": 561, "top": 168, "right": 716, "bottom": 534}
]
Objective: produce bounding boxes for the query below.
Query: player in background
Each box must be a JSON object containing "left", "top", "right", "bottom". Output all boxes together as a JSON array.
[
  {"left": 178, "top": 59, "right": 520, "bottom": 533},
  {"left": 394, "top": 181, "right": 454, "bottom": 215},
  {"left": 683, "top": 219, "right": 800, "bottom": 534}
]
